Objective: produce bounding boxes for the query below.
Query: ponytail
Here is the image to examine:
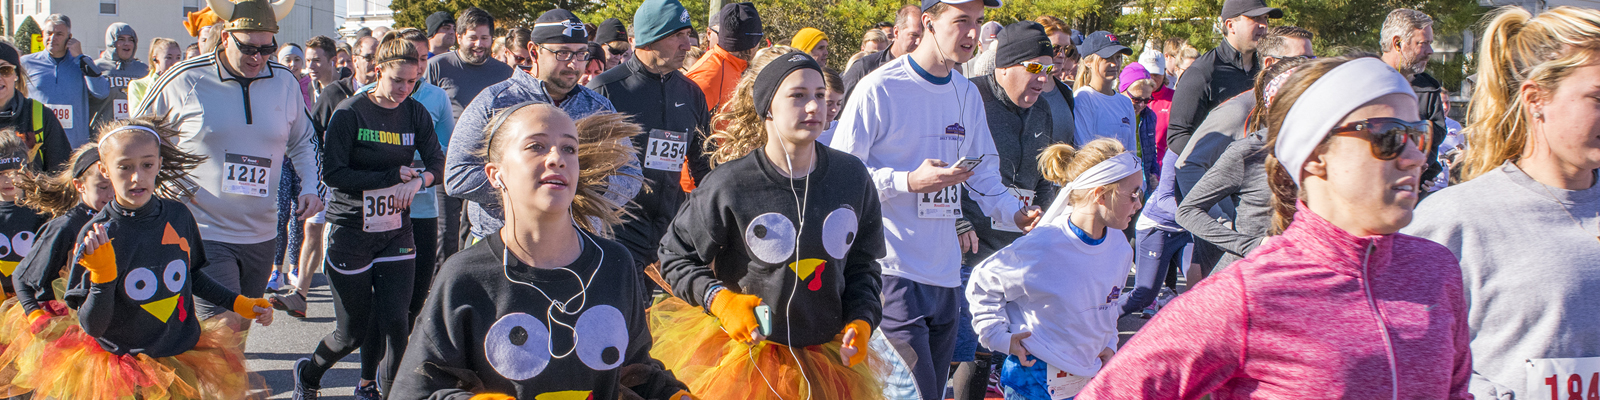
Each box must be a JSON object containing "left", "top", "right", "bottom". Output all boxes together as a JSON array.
[
  {"left": 16, "top": 144, "right": 96, "bottom": 217},
  {"left": 1037, "top": 138, "right": 1124, "bottom": 204}
]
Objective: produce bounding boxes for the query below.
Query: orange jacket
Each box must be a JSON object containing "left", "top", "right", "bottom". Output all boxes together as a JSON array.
[{"left": 685, "top": 45, "right": 748, "bottom": 113}]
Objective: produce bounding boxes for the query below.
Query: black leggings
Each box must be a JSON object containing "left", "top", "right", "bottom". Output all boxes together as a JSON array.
[{"left": 301, "top": 224, "right": 416, "bottom": 393}]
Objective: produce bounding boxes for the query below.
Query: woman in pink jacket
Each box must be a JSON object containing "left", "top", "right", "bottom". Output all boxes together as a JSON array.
[{"left": 1076, "top": 56, "right": 1472, "bottom": 399}]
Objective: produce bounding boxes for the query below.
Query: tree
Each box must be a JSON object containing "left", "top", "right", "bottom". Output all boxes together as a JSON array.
[
  {"left": 13, "top": 16, "right": 38, "bottom": 55},
  {"left": 389, "top": 0, "right": 602, "bottom": 31}
]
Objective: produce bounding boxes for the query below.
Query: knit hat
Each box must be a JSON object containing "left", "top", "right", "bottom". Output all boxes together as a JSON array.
[
  {"left": 994, "top": 21, "right": 1052, "bottom": 69},
  {"left": 1138, "top": 49, "right": 1166, "bottom": 76},
  {"left": 586, "top": 42, "right": 605, "bottom": 62},
  {"left": 716, "top": 3, "right": 764, "bottom": 52},
  {"left": 631, "top": 0, "right": 693, "bottom": 47},
  {"left": 531, "top": 9, "right": 589, "bottom": 45},
  {"left": 426, "top": 11, "right": 454, "bottom": 38},
  {"left": 182, "top": 6, "right": 222, "bottom": 38},
  {"left": 1117, "top": 62, "right": 1151, "bottom": 93},
  {"left": 207, "top": 0, "right": 296, "bottom": 33},
  {"left": 105, "top": 23, "right": 137, "bottom": 51},
  {"left": 0, "top": 42, "right": 19, "bottom": 68},
  {"left": 596, "top": 18, "right": 629, "bottom": 44},
  {"left": 791, "top": 28, "right": 827, "bottom": 53}
]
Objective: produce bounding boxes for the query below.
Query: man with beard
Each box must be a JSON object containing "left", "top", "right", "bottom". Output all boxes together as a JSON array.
[
  {"left": 91, "top": 23, "right": 147, "bottom": 130},
  {"left": 425, "top": 6, "right": 514, "bottom": 262},
  {"left": 1380, "top": 8, "right": 1447, "bottom": 191}
]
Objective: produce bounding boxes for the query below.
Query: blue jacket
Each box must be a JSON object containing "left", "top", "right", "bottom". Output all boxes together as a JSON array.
[{"left": 21, "top": 52, "right": 109, "bottom": 146}]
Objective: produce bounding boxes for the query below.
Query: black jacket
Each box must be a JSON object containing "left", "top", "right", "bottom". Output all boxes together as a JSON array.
[
  {"left": 14, "top": 204, "right": 93, "bottom": 314},
  {"left": 961, "top": 75, "right": 1060, "bottom": 266},
  {"left": 310, "top": 78, "right": 360, "bottom": 135},
  {"left": 0, "top": 92, "right": 71, "bottom": 173},
  {"left": 587, "top": 57, "right": 712, "bottom": 267},
  {"left": 1165, "top": 39, "right": 1258, "bottom": 156},
  {"left": 1412, "top": 72, "right": 1447, "bottom": 184}
]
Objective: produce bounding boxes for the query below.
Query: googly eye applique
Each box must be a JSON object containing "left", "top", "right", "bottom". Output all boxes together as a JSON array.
[
  {"left": 574, "top": 305, "right": 628, "bottom": 370},
  {"left": 486, "top": 312, "right": 553, "bottom": 381},
  {"left": 745, "top": 212, "right": 797, "bottom": 264}
]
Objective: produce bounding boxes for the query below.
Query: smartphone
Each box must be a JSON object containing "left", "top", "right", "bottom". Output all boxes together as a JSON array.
[
  {"left": 753, "top": 305, "right": 773, "bottom": 336},
  {"left": 953, "top": 157, "right": 984, "bottom": 171}
]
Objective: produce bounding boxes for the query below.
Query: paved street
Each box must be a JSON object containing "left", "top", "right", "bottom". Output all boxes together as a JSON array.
[{"left": 245, "top": 274, "right": 363, "bottom": 399}]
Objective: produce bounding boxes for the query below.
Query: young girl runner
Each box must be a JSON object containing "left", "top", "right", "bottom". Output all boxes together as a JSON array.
[
  {"left": 0, "top": 131, "right": 46, "bottom": 298},
  {"left": 390, "top": 103, "right": 693, "bottom": 400},
  {"left": 967, "top": 138, "right": 1142, "bottom": 399},
  {"left": 1077, "top": 56, "right": 1472, "bottom": 399},
  {"left": 12, "top": 143, "right": 112, "bottom": 317},
  {"left": 292, "top": 37, "right": 445, "bottom": 399},
  {"left": 29, "top": 117, "right": 275, "bottom": 400},
  {"left": 652, "top": 51, "right": 887, "bottom": 400}
]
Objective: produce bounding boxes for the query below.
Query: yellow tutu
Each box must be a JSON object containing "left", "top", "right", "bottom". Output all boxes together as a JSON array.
[
  {"left": 18, "top": 316, "right": 261, "bottom": 400},
  {"left": 649, "top": 298, "right": 887, "bottom": 400}
]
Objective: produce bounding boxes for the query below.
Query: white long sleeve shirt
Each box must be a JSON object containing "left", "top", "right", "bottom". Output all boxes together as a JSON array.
[
  {"left": 967, "top": 216, "right": 1132, "bottom": 377},
  {"left": 133, "top": 54, "right": 322, "bottom": 244},
  {"left": 1073, "top": 87, "right": 1137, "bottom": 153},
  {"left": 829, "top": 56, "right": 1022, "bottom": 288}
]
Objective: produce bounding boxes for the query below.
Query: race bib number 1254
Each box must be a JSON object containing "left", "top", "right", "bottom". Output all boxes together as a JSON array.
[{"left": 644, "top": 129, "right": 688, "bottom": 172}]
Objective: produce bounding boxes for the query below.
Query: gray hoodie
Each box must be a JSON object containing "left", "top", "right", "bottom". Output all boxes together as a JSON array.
[{"left": 91, "top": 23, "right": 147, "bottom": 129}]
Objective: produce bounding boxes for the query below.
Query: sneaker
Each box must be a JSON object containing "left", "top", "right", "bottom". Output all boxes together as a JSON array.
[
  {"left": 266, "top": 271, "right": 283, "bottom": 292},
  {"left": 292, "top": 358, "right": 319, "bottom": 400},
  {"left": 268, "top": 292, "right": 308, "bottom": 319},
  {"left": 354, "top": 381, "right": 381, "bottom": 400},
  {"left": 1156, "top": 287, "right": 1177, "bottom": 308}
]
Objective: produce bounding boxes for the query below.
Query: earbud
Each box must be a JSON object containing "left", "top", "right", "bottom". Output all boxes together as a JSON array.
[
  {"left": 925, "top": 22, "right": 934, "bottom": 33},
  {"left": 495, "top": 175, "right": 505, "bottom": 190}
]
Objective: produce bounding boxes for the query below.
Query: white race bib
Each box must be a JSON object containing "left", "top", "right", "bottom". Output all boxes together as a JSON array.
[
  {"left": 362, "top": 184, "right": 405, "bottom": 233},
  {"left": 1045, "top": 365, "right": 1091, "bottom": 400},
  {"left": 643, "top": 129, "right": 688, "bottom": 172},
  {"left": 917, "top": 186, "right": 962, "bottom": 219},
  {"left": 1526, "top": 357, "right": 1600, "bottom": 400},
  {"left": 221, "top": 153, "right": 272, "bottom": 197},
  {"left": 45, "top": 104, "right": 72, "bottom": 129},
  {"left": 113, "top": 99, "right": 130, "bottom": 120},
  {"left": 991, "top": 187, "right": 1036, "bottom": 232}
]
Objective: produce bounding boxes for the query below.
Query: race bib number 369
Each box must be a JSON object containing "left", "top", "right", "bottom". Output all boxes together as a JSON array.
[
  {"left": 222, "top": 153, "right": 272, "bottom": 197},
  {"left": 644, "top": 129, "right": 688, "bottom": 172},
  {"left": 362, "top": 184, "right": 405, "bottom": 233},
  {"left": 917, "top": 186, "right": 962, "bottom": 219},
  {"left": 1527, "top": 357, "right": 1600, "bottom": 400}
]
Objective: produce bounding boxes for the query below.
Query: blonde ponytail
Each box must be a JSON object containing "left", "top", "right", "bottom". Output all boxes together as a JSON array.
[{"left": 1037, "top": 138, "right": 1124, "bottom": 204}]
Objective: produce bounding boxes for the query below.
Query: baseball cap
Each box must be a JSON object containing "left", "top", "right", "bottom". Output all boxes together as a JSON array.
[{"left": 1221, "top": 0, "right": 1283, "bottom": 20}]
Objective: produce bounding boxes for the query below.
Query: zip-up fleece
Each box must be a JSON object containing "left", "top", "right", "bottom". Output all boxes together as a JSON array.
[{"left": 1077, "top": 203, "right": 1472, "bottom": 400}]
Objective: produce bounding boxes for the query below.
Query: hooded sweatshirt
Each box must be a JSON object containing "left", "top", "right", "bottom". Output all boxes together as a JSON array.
[
  {"left": 21, "top": 48, "right": 110, "bottom": 146},
  {"left": 91, "top": 23, "right": 148, "bottom": 130},
  {"left": 14, "top": 204, "right": 94, "bottom": 314},
  {"left": 1077, "top": 204, "right": 1473, "bottom": 400},
  {"left": 685, "top": 45, "right": 747, "bottom": 112}
]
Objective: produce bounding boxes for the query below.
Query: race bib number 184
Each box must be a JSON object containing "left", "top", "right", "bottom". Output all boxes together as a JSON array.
[
  {"left": 1527, "top": 357, "right": 1600, "bottom": 400},
  {"left": 222, "top": 153, "right": 272, "bottom": 197}
]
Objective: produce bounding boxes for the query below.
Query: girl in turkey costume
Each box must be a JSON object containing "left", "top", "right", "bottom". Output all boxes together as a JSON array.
[
  {"left": 0, "top": 131, "right": 48, "bottom": 395},
  {"left": 27, "top": 118, "right": 275, "bottom": 400},
  {"left": 390, "top": 104, "right": 694, "bottom": 400},
  {"left": 653, "top": 50, "right": 888, "bottom": 400}
]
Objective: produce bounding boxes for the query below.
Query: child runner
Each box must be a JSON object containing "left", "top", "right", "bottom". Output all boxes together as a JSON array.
[{"left": 0, "top": 131, "right": 45, "bottom": 298}]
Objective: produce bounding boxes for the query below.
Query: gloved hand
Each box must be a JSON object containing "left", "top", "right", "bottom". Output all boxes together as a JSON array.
[
  {"left": 836, "top": 319, "right": 871, "bottom": 367},
  {"left": 79, "top": 224, "right": 117, "bottom": 284},
  {"left": 469, "top": 394, "right": 513, "bottom": 400},
  {"left": 709, "top": 290, "right": 764, "bottom": 344},
  {"left": 233, "top": 295, "right": 274, "bottom": 326}
]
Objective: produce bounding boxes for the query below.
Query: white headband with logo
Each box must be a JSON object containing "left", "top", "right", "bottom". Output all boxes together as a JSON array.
[
  {"left": 1040, "top": 152, "right": 1142, "bottom": 224},
  {"left": 1273, "top": 57, "right": 1415, "bottom": 184}
]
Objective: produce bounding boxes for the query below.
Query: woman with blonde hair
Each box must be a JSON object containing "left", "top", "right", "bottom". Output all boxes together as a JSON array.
[
  {"left": 1404, "top": 6, "right": 1600, "bottom": 399},
  {"left": 1077, "top": 56, "right": 1471, "bottom": 399},
  {"left": 127, "top": 38, "right": 182, "bottom": 107}
]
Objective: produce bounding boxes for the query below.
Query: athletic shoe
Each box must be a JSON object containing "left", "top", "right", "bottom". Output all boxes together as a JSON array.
[
  {"left": 355, "top": 381, "right": 381, "bottom": 400},
  {"left": 292, "top": 358, "right": 319, "bottom": 400},
  {"left": 269, "top": 292, "right": 308, "bottom": 319},
  {"left": 266, "top": 271, "right": 283, "bottom": 292}
]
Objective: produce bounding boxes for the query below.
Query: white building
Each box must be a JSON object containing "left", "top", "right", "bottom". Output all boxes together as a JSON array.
[
  {"left": 340, "top": 0, "right": 391, "bottom": 40},
  {"left": 10, "top": 0, "right": 338, "bottom": 56}
]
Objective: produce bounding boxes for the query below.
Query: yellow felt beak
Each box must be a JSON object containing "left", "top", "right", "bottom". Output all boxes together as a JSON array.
[
  {"left": 142, "top": 294, "right": 179, "bottom": 323},
  {"left": 788, "top": 258, "right": 825, "bottom": 280},
  {"left": 534, "top": 391, "right": 592, "bottom": 400},
  {"left": 0, "top": 260, "right": 17, "bottom": 276}
]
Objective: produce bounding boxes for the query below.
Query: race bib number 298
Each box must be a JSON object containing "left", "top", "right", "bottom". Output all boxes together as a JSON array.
[
  {"left": 1527, "top": 357, "right": 1600, "bottom": 400},
  {"left": 222, "top": 153, "right": 272, "bottom": 197}
]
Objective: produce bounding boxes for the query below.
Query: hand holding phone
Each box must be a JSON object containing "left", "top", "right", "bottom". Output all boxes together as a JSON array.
[{"left": 953, "top": 157, "right": 983, "bottom": 171}]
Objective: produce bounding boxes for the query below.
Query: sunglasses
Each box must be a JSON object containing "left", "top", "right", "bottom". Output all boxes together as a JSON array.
[
  {"left": 1129, "top": 96, "right": 1152, "bottom": 105},
  {"left": 1329, "top": 117, "right": 1433, "bottom": 160},
  {"left": 231, "top": 35, "right": 279, "bottom": 57},
  {"left": 1020, "top": 61, "right": 1056, "bottom": 75},
  {"left": 1051, "top": 44, "right": 1079, "bottom": 59},
  {"left": 0, "top": 65, "right": 14, "bottom": 76},
  {"left": 606, "top": 46, "right": 629, "bottom": 56}
]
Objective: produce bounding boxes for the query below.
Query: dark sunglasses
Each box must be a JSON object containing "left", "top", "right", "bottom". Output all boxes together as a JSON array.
[
  {"left": 606, "top": 46, "right": 629, "bottom": 56},
  {"left": 1129, "top": 96, "right": 1152, "bottom": 105},
  {"left": 0, "top": 65, "right": 14, "bottom": 76},
  {"left": 1329, "top": 117, "right": 1432, "bottom": 160},
  {"left": 1052, "top": 44, "right": 1078, "bottom": 59},
  {"left": 231, "top": 35, "right": 279, "bottom": 57}
]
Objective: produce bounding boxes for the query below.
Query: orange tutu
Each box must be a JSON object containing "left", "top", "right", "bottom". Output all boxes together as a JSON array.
[
  {"left": 649, "top": 297, "right": 887, "bottom": 400},
  {"left": 18, "top": 316, "right": 260, "bottom": 400}
]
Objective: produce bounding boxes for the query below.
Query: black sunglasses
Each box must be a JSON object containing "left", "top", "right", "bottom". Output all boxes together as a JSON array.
[
  {"left": 1329, "top": 117, "right": 1432, "bottom": 160},
  {"left": 231, "top": 35, "right": 279, "bottom": 57},
  {"left": 1129, "top": 96, "right": 1152, "bottom": 105},
  {"left": 606, "top": 46, "right": 629, "bottom": 56}
]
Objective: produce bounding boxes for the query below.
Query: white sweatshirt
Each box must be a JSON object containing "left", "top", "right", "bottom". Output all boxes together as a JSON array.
[
  {"left": 133, "top": 54, "right": 322, "bottom": 244},
  {"left": 967, "top": 215, "right": 1132, "bottom": 377},
  {"left": 1073, "top": 87, "right": 1137, "bottom": 153},
  {"left": 829, "top": 56, "right": 1022, "bottom": 288}
]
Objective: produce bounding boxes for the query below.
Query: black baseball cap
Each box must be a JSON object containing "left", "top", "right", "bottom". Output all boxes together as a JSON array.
[
  {"left": 1221, "top": 0, "right": 1283, "bottom": 20},
  {"left": 1077, "top": 31, "right": 1131, "bottom": 60},
  {"left": 426, "top": 11, "right": 454, "bottom": 38}
]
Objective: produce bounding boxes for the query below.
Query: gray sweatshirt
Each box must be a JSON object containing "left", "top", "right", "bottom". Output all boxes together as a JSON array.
[
  {"left": 1174, "top": 92, "right": 1254, "bottom": 199},
  {"left": 1175, "top": 129, "right": 1270, "bottom": 269},
  {"left": 1403, "top": 162, "right": 1600, "bottom": 400}
]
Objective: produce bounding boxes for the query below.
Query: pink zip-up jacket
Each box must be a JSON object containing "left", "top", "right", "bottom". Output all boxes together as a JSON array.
[{"left": 1077, "top": 204, "right": 1472, "bottom": 399}]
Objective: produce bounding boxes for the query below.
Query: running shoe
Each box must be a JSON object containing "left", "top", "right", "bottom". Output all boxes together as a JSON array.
[
  {"left": 266, "top": 270, "right": 283, "bottom": 293},
  {"left": 269, "top": 292, "right": 308, "bottom": 319},
  {"left": 292, "top": 358, "right": 319, "bottom": 400},
  {"left": 355, "top": 381, "right": 381, "bottom": 400}
]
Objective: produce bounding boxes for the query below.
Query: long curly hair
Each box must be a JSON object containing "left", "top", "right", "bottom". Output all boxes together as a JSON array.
[
  {"left": 477, "top": 104, "right": 643, "bottom": 237},
  {"left": 709, "top": 45, "right": 802, "bottom": 167},
  {"left": 92, "top": 115, "right": 207, "bottom": 201},
  {"left": 15, "top": 143, "right": 97, "bottom": 217}
]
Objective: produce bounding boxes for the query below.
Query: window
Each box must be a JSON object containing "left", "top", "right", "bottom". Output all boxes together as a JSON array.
[
  {"left": 100, "top": 0, "right": 117, "bottom": 15},
  {"left": 183, "top": 0, "right": 199, "bottom": 16}
]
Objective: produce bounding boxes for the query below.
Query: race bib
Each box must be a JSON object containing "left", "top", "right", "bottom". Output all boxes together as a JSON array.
[
  {"left": 917, "top": 186, "right": 961, "bottom": 219},
  {"left": 362, "top": 184, "right": 405, "bottom": 233},
  {"left": 1527, "top": 357, "right": 1600, "bottom": 400},
  {"left": 991, "top": 187, "right": 1036, "bottom": 232},
  {"left": 644, "top": 129, "right": 688, "bottom": 172},
  {"left": 221, "top": 153, "right": 272, "bottom": 197},
  {"left": 45, "top": 104, "right": 72, "bottom": 129},
  {"left": 113, "top": 99, "right": 129, "bottom": 120},
  {"left": 1045, "top": 365, "right": 1091, "bottom": 400}
]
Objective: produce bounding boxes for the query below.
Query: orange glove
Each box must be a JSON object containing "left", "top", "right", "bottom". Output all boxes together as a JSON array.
[
  {"left": 709, "top": 290, "right": 764, "bottom": 343},
  {"left": 836, "top": 319, "right": 871, "bottom": 367},
  {"left": 79, "top": 232, "right": 118, "bottom": 284},
  {"left": 232, "top": 295, "right": 271, "bottom": 319},
  {"left": 26, "top": 309, "right": 46, "bottom": 324},
  {"left": 668, "top": 390, "right": 699, "bottom": 400},
  {"left": 469, "top": 394, "right": 513, "bottom": 400}
]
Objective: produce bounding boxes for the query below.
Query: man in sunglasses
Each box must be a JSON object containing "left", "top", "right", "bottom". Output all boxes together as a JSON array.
[
  {"left": 133, "top": 0, "right": 324, "bottom": 336},
  {"left": 596, "top": 18, "right": 633, "bottom": 71},
  {"left": 686, "top": 2, "right": 763, "bottom": 112},
  {"left": 20, "top": 14, "right": 109, "bottom": 147},
  {"left": 1379, "top": 8, "right": 1448, "bottom": 192}
]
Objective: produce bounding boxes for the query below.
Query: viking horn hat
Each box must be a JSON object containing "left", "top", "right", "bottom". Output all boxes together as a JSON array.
[{"left": 207, "top": 0, "right": 295, "bottom": 33}]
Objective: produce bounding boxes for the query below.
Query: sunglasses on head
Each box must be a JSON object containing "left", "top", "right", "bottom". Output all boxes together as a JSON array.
[
  {"left": 231, "top": 35, "right": 279, "bottom": 57},
  {"left": 1329, "top": 117, "right": 1432, "bottom": 160},
  {"left": 1020, "top": 61, "right": 1055, "bottom": 75}
]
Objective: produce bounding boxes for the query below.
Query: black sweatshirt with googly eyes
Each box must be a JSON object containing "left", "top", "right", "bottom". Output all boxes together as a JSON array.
[
  {"left": 14, "top": 203, "right": 91, "bottom": 314},
  {"left": 659, "top": 144, "right": 887, "bottom": 348},
  {"left": 0, "top": 201, "right": 46, "bottom": 294}
]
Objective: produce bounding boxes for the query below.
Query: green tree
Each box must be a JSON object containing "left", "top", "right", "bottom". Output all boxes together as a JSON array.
[
  {"left": 389, "top": 0, "right": 602, "bottom": 31},
  {"left": 13, "top": 16, "right": 38, "bottom": 55}
]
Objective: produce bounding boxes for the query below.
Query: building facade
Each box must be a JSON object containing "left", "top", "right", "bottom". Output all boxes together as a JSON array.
[{"left": 10, "top": 0, "right": 337, "bottom": 57}]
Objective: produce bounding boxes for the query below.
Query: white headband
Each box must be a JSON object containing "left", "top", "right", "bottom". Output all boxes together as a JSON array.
[
  {"left": 1274, "top": 58, "right": 1416, "bottom": 184},
  {"left": 1040, "top": 152, "right": 1142, "bottom": 224},
  {"left": 97, "top": 125, "right": 163, "bottom": 146}
]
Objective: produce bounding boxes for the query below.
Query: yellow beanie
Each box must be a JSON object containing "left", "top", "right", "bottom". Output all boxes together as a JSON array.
[{"left": 791, "top": 27, "right": 828, "bottom": 53}]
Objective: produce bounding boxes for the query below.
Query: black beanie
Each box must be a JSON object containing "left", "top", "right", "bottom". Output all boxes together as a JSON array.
[
  {"left": 994, "top": 21, "right": 1053, "bottom": 69},
  {"left": 716, "top": 3, "right": 763, "bottom": 52},
  {"left": 531, "top": 9, "right": 588, "bottom": 44},
  {"left": 0, "top": 42, "right": 18, "bottom": 69},
  {"left": 586, "top": 42, "right": 605, "bottom": 62},
  {"left": 596, "top": 18, "right": 629, "bottom": 44},
  {"left": 753, "top": 52, "right": 823, "bottom": 118},
  {"left": 426, "top": 11, "right": 454, "bottom": 38}
]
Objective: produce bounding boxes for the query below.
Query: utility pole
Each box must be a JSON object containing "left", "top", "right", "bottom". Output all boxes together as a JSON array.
[{"left": 709, "top": 0, "right": 721, "bottom": 26}]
